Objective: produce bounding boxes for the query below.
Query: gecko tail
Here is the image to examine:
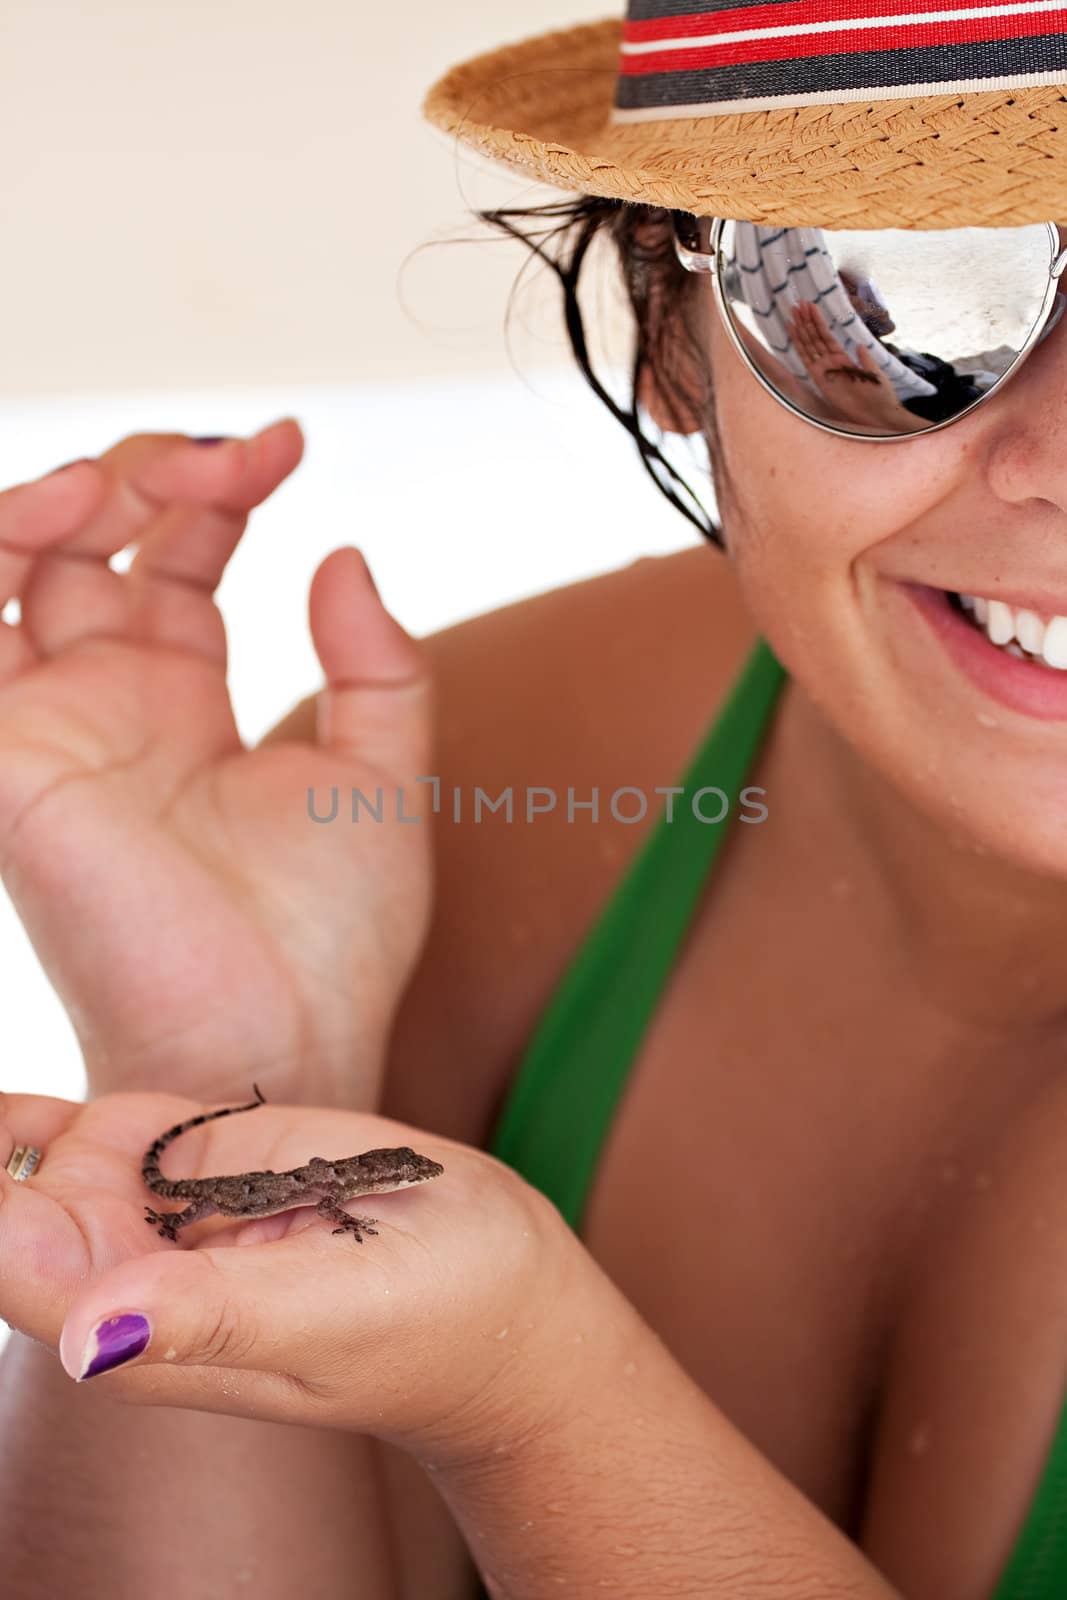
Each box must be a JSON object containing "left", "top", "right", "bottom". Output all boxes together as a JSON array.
[{"left": 141, "top": 1086, "right": 269, "bottom": 1189}]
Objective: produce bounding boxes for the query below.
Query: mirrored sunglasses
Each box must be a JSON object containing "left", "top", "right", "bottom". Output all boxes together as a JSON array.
[{"left": 672, "top": 216, "right": 1067, "bottom": 441}]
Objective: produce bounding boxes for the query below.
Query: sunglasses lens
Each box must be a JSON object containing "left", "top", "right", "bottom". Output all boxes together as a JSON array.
[{"left": 717, "top": 221, "right": 1059, "bottom": 437}]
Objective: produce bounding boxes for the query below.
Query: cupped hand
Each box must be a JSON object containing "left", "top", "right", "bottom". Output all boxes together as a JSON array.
[
  {"left": 0, "top": 1087, "right": 572, "bottom": 1463},
  {"left": 787, "top": 301, "right": 925, "bottom": 434},
  {"left": 0, "top": 424, "right": 435, "bottom": 1108}
]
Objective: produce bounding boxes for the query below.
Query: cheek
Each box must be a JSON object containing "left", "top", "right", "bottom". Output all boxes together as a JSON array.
[{"left": 704, "top": 302, "right": 963, "bottom": 636}]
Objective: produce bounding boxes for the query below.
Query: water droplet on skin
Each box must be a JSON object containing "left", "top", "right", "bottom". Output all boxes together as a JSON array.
[
  {"left": 495, "top": 1326, "right": 510, "bottom": 1340},
  {"left": 908, "top": 1421, "right": 932, "bottom": 1457},
  {"left": 163, "top": 1347, "right": 178, "bottom": 1361}
]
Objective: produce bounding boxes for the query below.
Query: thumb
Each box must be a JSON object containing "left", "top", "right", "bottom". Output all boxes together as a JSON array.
[
  {"left": 308, "top": 546, "right": 435, "bottom": 778},
  {"left": 57, "top": 1234, "right": 385, "bottom": 1397}
]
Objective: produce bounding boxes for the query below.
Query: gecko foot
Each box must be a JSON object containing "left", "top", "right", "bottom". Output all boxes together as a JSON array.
[
  {"left": 314, "top": 1196, "right": 380, "bottom": 1241},
  {"left": 330, "top": 1213, "right": 379, "bottom": 1242},
  {"left": 144, "top": 1206, "right": 181, "bottom": 1243}
]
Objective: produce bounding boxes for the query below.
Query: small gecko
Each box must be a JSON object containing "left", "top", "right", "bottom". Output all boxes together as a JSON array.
[{"left": 142, "top": 1084, "right": 444, "bottom": 1245}]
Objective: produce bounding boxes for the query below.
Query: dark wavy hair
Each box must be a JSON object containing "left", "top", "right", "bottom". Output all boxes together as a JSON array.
[{"left": 469, "top": 196, "right": 727, "bottom": 551}]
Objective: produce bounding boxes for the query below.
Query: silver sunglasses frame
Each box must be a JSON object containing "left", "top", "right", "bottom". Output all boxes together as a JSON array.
[{"left": 672, "top": 215, "right": 1067, "bottom": 442}]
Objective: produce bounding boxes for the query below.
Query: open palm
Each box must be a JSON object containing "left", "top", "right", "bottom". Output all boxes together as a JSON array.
[
  {"left": 0, "top": 422, "right": 434, "bottom": 1109},
  {"left": 787, "top": 300, "right": 923, "bottom": 434},
  {"left": 0, "top": 1086, "right": 441, "bottom": 1346},
  {"left": 0, "top": 1086, "right": 550, "bottom": 1446}
]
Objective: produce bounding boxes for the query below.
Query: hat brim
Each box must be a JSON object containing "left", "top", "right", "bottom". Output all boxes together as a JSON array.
[{"left": 422, "top": 17, "right": 1067, "bottom": 229}]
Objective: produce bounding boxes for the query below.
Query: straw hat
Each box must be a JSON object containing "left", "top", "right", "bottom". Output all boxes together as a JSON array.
[{"left": 421, "top": 6, "right": 1067, "bottom": 229}]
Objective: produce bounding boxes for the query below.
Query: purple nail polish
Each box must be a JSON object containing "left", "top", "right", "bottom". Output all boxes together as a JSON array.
[
  {"left": 192, "top": 436, "right": 227, "bottom": 445},
  {"left": 78, "top": 1313, "right": 151, "bottom": 1380}
]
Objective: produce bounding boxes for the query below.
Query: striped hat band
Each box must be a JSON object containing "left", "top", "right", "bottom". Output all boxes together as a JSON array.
[{"left": 609, "top": 0, "right": 1067, "bottom": 118}]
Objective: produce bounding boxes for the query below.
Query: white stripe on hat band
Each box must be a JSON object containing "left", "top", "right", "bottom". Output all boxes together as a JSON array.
[
  {"left": 619, "top": 0, "right": 1066, "bottom": 54},
  {"left": 608, "top": 67, "right": 1067, "bottom": 115}
]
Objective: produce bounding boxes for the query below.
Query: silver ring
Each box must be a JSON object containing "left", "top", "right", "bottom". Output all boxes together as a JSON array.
[{"left": 5, "top": 1144, "right": 42, "bottom": 1182}]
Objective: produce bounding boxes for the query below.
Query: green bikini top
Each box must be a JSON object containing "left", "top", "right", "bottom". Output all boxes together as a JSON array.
[{"left": 479, "top": 635, "right": 1067, "bottom": 1598}]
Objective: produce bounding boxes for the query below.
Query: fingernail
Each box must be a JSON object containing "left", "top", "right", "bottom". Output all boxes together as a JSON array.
[
  {"left": 192, "top": 436, "right": 227, "bottom": 446},
  {"left": 47, "top": 458, "right": 93, "bottom": 475},
  {"left": 77, "top": 1312, "right": 151, "bottom": 1381}
]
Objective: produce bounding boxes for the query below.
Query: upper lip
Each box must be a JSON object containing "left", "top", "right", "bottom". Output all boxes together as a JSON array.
[{"left": 917, "top": 581, "right": 1067, "bottom": 622}]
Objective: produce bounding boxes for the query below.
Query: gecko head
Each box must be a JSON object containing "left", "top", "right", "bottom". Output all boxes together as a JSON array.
[{"left": 361, "top": 1147, "right": 445, "bottom": 1190}]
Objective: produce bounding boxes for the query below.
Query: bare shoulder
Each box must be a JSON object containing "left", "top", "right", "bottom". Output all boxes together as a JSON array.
[{"left": 379, "top": 543, "right": 756, "bottom": 1147}]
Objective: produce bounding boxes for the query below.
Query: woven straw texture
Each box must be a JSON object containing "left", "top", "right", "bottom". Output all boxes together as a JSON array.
[{"left": 421, "top": 18, "right": 1067, "bottom": 229}]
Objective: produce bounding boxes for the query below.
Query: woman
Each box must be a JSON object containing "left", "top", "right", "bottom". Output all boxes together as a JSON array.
[{"left": 0, "top": 5, "right": 1065, "bottom": 1597}]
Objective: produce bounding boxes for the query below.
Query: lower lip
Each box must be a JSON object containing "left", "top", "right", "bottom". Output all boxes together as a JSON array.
[{"left": 904, "top": 583, "right": 1067, "bottom": 722}]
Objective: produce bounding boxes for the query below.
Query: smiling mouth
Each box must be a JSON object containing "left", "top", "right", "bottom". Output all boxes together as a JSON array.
[{"left": 946, "top": 592, "right": 1067, "bottom": 670}]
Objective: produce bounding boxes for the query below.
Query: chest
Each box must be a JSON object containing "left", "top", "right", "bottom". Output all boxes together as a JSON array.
[{"left": 576, "top": 848, "right": 1067, "bottom": 1599}]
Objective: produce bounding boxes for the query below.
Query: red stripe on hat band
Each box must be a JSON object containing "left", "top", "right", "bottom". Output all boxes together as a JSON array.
[
  {"left": 623, "top": 0, "right": 1042, "bottom": 42},
  {"left": 618, "top": 4, "right": 1067, "bottom": 71}
]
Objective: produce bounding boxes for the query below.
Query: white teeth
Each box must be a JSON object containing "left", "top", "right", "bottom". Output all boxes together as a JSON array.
[
  {"left": 958, "top": 592, "right": 1067, "bottom": 670},
  {"left": 986, "top": 599, "right": 1014, "bottom": 645},
  {"left": 1015, "top": 609, "right": 1044, "bottom": 654},
  {"left": 1044, "top": 615, "right": 1067, "bottom": 669}
]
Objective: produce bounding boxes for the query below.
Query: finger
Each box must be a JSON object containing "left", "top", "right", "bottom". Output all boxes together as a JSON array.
[
  {"left": 790, "top": 303, "right": 819, "bottom": 365},
  {"left": 0, "top": 1089, "right": 82, "bottom": 1157},
  {"left": 122, "top": 499, "right": 266, "bottom": 665},
  {"left": 19, "top": 521, "right": 229, "bottom": 666},
  {"left": 127, "top": 417, "right": 305, "bottom": 589},
  {"left": 0, "top": 615, "right": 34, "bottom": 685},
  {"left": 308, "top": 547, "right": 435, "bottom": 778},
  {"left": 56, "top": 1225, "right": 397, "bottom": 1402},
  {"left": 66, "top": 417, "right": 303, "bottom": 562},
  {"left": 808, "top": 306, "right": 841, "bottom": 360},
  {"left": 0, "top": 1095, "right": 94, "bottom": 1342},
  {"left": 0, "top": 461, "right": 107, "bottom": 610},
  {"left": 18, "top": 555, "right": 132, "bottom": 662},
  {"left": 20, "top": 421, "right": 304, "bottom": 660}
]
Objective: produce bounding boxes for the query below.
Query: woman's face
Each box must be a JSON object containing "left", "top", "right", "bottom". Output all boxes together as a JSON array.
[{"left": 698, "top": 235, "right": 1067, "bottom": 880}]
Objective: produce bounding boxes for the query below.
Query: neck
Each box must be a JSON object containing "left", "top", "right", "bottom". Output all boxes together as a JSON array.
[{"left": 779, "top": 683, "right": 1067, "bottom": 1040}]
